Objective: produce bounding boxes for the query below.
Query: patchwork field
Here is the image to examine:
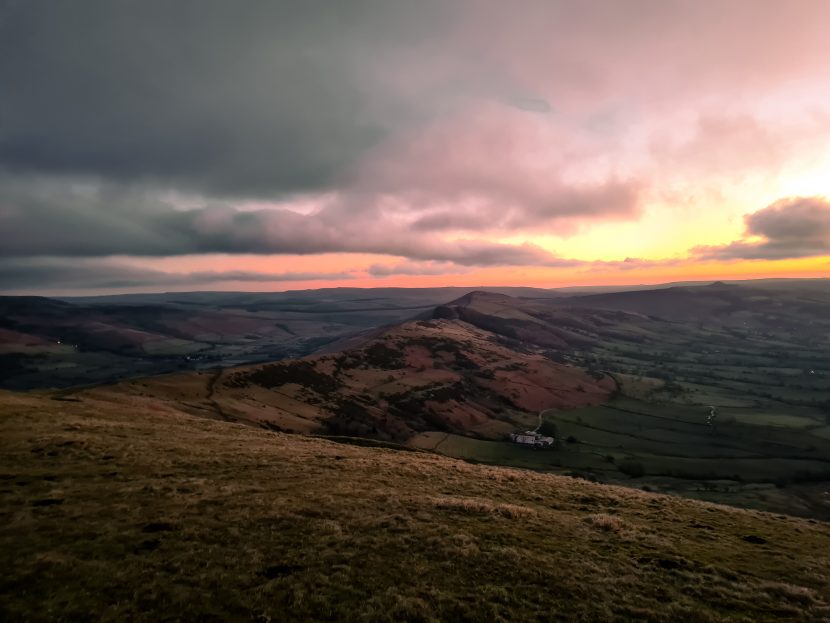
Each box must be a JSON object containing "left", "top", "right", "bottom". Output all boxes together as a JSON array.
[{"left": 409, "top": 398, "right": 830, "bottom": 519}]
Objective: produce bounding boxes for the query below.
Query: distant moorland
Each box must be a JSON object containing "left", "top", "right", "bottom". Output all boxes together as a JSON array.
[{"left": 3, "top": 279, "right": 826, "bottom": 519}]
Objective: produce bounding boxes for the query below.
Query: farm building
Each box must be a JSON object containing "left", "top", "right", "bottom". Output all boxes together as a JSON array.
[{"left": 510, "top": 431, "right": 554, "bottom": 448}]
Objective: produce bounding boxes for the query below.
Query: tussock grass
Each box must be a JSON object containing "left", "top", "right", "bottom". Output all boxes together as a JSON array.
[
  {"left": 426, "top": 495, "right": 537, "bottom": 519},
  {"left": 1, "top": 390, "right": 830, "bottom": 621},
  {"left": 584, "top": 512, "right": 625, "bottom": 532}
]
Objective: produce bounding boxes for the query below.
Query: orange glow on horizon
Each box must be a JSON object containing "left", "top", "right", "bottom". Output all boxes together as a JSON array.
[{"left": 87, "top": 253, "right": 830, "bottom": 297}]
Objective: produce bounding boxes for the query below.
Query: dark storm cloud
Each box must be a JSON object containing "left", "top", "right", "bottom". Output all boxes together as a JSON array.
[
  {"left": 0, "top": 0, "right": 449, "bottom": 195},
  {"left": 0, "top": 176, "right": 578, "bottom": 266},
  {"left": 0, "top": 0, "right": 649, "bottom": 236},
  {"left": 0, "top": 0, "right": 642, "bottom": 268},
  {"left": 694, "top": 197, "right": 830, "bottom": 260},
  {"left": 0, "top": 258, "right": 353, "bottom": 291}
]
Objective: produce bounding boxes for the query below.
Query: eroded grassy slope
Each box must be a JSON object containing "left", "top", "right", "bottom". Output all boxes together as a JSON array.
[{"left": 1, "top": 391, "right": 829, "bottom": 622}]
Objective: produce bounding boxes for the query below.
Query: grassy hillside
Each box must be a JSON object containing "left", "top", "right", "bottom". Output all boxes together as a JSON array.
[{"left": 2, "top": 391, "right": 830, "bottom": 621}]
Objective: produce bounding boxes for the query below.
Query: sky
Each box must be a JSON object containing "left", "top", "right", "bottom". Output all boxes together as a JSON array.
[{"left": 1, "top": 0, "right": 830, "bottom": 295}]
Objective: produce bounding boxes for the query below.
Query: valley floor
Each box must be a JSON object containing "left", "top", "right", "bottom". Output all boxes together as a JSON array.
[{"left": 1, "top": 391, "right": 830, "bottom": 621}]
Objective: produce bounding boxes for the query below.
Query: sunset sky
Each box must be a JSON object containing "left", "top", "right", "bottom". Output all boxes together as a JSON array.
[{"left": 1, "top": 1, "right": 829, "bottom": 295}]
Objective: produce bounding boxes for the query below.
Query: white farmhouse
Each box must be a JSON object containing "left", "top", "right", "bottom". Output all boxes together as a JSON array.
[{"left": 510, "top": 431, "right": 554, "bottom": 448}]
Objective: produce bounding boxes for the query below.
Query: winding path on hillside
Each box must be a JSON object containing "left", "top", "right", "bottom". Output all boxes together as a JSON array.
[{"left": 206, "top": 367, "right": 235, "bottom": 422}]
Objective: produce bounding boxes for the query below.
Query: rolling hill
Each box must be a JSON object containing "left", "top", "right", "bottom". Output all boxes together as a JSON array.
[
  {"left": 550, "top": 281, "right": 830, "bottom": 331},
  {"left": 2, "top": 389, "right": 830, "bottom": 621},
  {"left": 0, "top": 287, "right": 560, "bottom": 390},
  {"left": 81, "top": 317, "right": 613, "bottom": 442}
]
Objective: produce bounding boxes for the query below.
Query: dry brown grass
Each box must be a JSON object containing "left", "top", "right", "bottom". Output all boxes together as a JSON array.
[
  {"left": 426, "top": 495, "right": 537, "bottom": 519},
  {"left": 584, "top": 512, "right": 625, "bottom": 532},
  {"left": 1, "top": 389, "right": 830, "bottom": 622}
]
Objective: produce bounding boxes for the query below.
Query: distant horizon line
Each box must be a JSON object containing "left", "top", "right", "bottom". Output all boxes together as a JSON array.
[{"left": 6, "top": 275, "right": 827, "bottom": 300}]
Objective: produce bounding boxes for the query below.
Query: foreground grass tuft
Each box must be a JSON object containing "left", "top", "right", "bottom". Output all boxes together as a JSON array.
[
  {"left": 584, "top": 512, "right": 625, "bottom": 532},
  {"left": 427, "top": 495, "right": 537, "bottom": 519}
]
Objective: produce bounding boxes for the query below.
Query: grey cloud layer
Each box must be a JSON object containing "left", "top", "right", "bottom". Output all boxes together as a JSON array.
[
  {"left": 0, "top": 176, "right": 579, "bottom": 266},
  {"left": 0, "top": 258, "right": 353, "bottom": 291},
  {"left": 367, "top": 261, "right": 472, "bottom": 277},
  {"left": 695, "top": 197, "right": 830, "bottom": 260}
]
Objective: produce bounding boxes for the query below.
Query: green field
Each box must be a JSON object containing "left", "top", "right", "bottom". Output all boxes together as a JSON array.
[{"left": 410, "top": 396, "right": 830, "bottom": 519}]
